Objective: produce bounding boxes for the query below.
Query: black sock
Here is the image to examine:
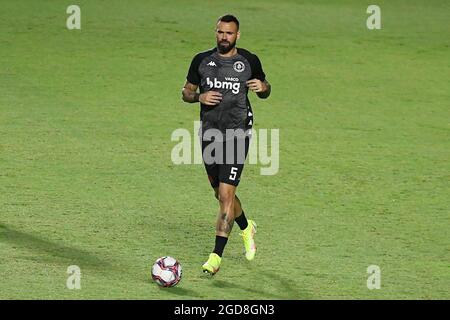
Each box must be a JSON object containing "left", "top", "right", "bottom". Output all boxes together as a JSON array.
[
  {"left": 235, "top": 211, "right": 248, "bottom": 230},
  {"left": 213, "top": 236, "right": 228, "bottom": 257}
]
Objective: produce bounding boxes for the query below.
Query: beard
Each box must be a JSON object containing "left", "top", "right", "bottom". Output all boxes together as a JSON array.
[{"left": 217, "top": 39, "right": 236, "bottom": 54}]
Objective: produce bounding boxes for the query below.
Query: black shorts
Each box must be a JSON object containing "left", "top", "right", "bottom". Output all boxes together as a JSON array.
[{"left": 201, "top": 137, "right": 250, "bottom": 188}]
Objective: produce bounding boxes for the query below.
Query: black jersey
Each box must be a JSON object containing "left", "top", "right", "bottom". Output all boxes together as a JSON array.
[{"left": 186, "top": 47, "right": 266, "bottom": 140}]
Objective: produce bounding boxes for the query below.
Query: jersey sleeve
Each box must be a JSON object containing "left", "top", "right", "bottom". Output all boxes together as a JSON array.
[
  {"left": 186, "top": 54, "right": 202, "bottom": 85},
  {"left": 249, "top": 54, "right": 266, "bottom": 82}
]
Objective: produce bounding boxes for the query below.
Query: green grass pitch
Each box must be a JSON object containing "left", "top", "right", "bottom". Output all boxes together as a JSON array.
[{"left": 0, "top": 0, "right": 449, "bottom": 299}]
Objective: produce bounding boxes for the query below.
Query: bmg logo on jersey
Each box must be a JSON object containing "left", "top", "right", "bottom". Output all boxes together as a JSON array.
[{"left": 206, "top": 77, "right": 240, "bottom": 94}]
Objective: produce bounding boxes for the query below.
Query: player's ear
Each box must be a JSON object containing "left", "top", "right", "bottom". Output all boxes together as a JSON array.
[{"left": 237, "top": 31, "right": 240, "bottom": 40}]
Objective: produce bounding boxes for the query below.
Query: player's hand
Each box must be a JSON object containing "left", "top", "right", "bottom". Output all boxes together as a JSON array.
[
  {"left": 199, "top": 91, "right": 223, "bottom": 106},
  {"left": 246, "top": 79, "right": 267, "bottom": 93}
]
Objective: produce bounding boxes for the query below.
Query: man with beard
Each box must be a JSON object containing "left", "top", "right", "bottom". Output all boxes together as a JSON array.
[{"left": 181, "top": 14, "right": 271, "bottom": 275}]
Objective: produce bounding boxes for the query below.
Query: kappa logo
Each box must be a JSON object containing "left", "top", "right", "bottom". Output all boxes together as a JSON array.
[
  {"left": 207, "top": 61, "right": 217, "bottom": 67},
  {"left": 233, "top": 61, "right": 245, "bottom": 72}
]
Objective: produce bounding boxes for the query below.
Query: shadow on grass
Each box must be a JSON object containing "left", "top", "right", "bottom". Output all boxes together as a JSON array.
[
  {"left": 212, "top": 269, "right": 311, "bottom": 299},
  {"left": 142, "top": 276, "right": 203, "bottom": 298},
  {"left": 160, "top": 285, "right": 203, "bottom": 298},
  {"left": 261, "top": 270, "right": 311, "bottom": 299},
  {"left": 0, "top": 223, "right": 110, "bottom": 269}
]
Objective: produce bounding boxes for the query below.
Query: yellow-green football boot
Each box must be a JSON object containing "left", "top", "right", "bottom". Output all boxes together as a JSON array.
[
  {"left": 202, "top": 253, "right": 221, "bottom": 275},
  {"left": 240, "top": 220, "right": 257, "bottom": 260}
]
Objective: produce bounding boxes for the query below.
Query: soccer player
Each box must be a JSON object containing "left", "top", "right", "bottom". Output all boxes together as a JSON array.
[{"left": 181, "top": 14, "right": 271, "bottom": 275}]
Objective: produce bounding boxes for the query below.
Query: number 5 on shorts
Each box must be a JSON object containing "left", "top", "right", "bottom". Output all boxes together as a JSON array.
[{"left": 229, "top": 167, "right": 238, "bottom": 181}]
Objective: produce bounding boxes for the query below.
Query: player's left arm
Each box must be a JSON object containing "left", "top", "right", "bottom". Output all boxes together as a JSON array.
[{"left": 246, "top": 79, "right": 271, "bottom": 99}]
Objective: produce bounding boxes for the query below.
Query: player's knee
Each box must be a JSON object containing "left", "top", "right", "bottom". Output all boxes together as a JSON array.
[{"left": 218, "top": 191, "right": 234, "bottom": 207}]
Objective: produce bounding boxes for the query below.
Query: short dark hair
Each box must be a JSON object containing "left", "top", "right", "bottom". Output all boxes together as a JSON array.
[{"left": 217, "top": 14, "right": 239, "bottom": 30}]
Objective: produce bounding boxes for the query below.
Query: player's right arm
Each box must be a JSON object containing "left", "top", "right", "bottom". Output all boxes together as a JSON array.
[
  {"left": 181, "top": 81, "right": 222, "bottom": 105},
  {"left": 181, "top": 81, "right": 200, "bottom": 103}
]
